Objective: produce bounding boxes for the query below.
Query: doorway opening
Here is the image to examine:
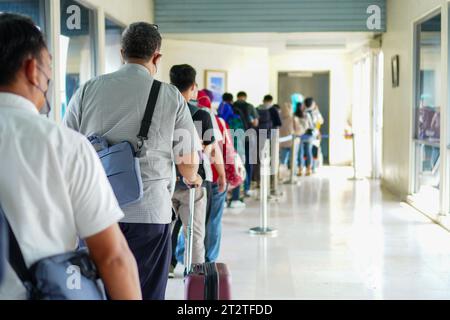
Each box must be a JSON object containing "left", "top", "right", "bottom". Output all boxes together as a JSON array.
[{"left": 278, "top": 71, "right": 331, "bottom": 165}]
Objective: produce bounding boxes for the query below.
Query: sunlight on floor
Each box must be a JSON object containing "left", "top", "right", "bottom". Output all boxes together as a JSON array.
[{"left": 166, "top": 167, "right": 450, "bottom": 300}]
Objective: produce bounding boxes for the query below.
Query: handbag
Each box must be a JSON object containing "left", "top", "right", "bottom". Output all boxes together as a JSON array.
[
  {"left": 88, "top": 80, "right": 161, "bottom": 208},
  {"left": 1, "top": 206, "right": 106, "bottom": 300},
  {"left": 226, "top": 152, "right": 246, "bottom": 190},
  {"left": 217, "top": 117, "right": 246, "bottom": 190}
]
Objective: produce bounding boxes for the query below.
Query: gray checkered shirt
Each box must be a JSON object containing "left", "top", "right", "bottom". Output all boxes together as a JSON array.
[{"left": 63, "top": 64, "right": 201, "bottom": 224}]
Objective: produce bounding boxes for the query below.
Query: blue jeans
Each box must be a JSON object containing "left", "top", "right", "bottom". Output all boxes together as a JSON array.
[
  {"left": 280, "top": 147, "right": 292, "bottom": 168},
  {"left": 298, "top": 135, "right": 313, "bottom": 168},
  {"left": 175, "top": 230, "right": 185, "bottom": 265},
  {"left": 205, "top": 183, "right": 227, "bottom": 263},
  {"left": 231, "top": 186, "right": 241, "bottom": 201},
  {"left": 244, "top": 140, "right": 253, "bottom": 193},
  {"left": 244, "top": 162, "right": 253, "bottom": 193}
]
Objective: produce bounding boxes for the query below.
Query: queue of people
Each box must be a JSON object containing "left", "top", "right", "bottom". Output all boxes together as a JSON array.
[
  {"left": 0, "top": 13, "right": 325, "bottom": 300},
  {"left": 280, "top": 98, "right": 324, "bottom": 177}
]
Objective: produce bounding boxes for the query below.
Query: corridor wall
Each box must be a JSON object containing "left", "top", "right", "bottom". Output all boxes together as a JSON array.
[
  {"left": 158, "top": 38, "right": 270, "bottom": 107},
  {"left": 381, "top": 0, "right": 444, "bottom": 198}
]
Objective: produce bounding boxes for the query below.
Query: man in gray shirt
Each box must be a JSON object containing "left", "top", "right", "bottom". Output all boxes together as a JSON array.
[{"left": 63, "top": 22, "right": 202, "bottom": 300}]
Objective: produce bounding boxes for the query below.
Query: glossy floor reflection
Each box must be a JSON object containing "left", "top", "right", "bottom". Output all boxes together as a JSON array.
[{"left": 166, "top": 167, "right": 450, "bottom": 300}]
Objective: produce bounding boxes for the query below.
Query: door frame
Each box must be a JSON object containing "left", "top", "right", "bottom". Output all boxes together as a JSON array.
[{"left": 277, "top": 71, "right": 331, "bottom": 165}]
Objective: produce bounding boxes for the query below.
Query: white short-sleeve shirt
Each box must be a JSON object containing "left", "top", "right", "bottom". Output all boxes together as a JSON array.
[{"left": 0, "top": 93, "right": 124, "bottom": 299}]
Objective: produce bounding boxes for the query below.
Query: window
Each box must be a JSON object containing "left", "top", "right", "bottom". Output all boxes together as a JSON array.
[
  {"left": 105, "top": 17, "right": 124, "bottom": 74},
  {"left": 0, "top": 0, "right": 51, "bottom": 116},
  {"left": 412, "top": 13, "right": 441, "bottom": 215},
  {"left": 0, "top": 0, "right": 47, "bottom": 31},
  {"left": 59, "top": 0, "right": 97, "bottom": 118}
]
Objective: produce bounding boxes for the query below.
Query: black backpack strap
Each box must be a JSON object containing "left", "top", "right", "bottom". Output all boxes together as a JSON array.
[
  {"left": 188, "top": 103, "right": 200, "bottom": 117},
  {"left": 1, "top": 208, "right": 32, "bottom": 285},
  {"left": 137, "top": 80, "right": 162, "bottom": 154}
]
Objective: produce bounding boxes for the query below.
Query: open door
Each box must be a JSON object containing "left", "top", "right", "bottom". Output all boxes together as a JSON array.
[{"left": 278, "top": 71, "right": 331, "bottom": 165}]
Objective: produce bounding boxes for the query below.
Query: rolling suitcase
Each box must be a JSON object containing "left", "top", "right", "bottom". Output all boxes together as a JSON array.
[{"left": 184, "top": 188, "right": 232, "bottom": 300}]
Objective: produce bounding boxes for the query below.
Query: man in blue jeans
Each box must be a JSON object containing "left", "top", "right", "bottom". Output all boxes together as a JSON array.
[{"left": 205, "top": 183, "right": 228, "bottom": 262}]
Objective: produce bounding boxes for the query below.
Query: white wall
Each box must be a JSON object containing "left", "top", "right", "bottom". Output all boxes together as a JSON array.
[
  {"left": 381, "top": 0, "right": 443, "bottom": 198},
  {"left": 158, "top": 38, "right": 270, "bottom": 106},
  {"left": 270, "top": 50, "right": 354, "bottom": 165}
]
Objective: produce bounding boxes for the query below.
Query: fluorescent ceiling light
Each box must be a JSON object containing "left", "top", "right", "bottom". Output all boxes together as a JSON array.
[
  {"left": 287, "top": 72, "right": 314, "bottom": 78},
  {"left": 286, "top": 43, "right": 347, "bottom": 50}
]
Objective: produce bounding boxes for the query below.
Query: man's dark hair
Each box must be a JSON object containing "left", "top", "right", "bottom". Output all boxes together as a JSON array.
[
  {"left": 170, "top": 64, "right": 196, "bottom": 93},
  {"left": 295, "top": 103, "right": 304, "bottom": 118},
  {"left": 121, "top": 22, "right": 161, "bottom": 61},
  {"left": 264, "top": 95, "right": 274, "bottom": 103},
  {"left": 304, "top": 98, "right": 315, "bottom": 108},
  {"left": 223, "top": 93, "right": 233, "bottom": 103},
  {"left": 237, "top": 91, "right": 247, "bottom": 99},
  {"left": 0, "top": 13, "right": 47, "bottom": 86}
]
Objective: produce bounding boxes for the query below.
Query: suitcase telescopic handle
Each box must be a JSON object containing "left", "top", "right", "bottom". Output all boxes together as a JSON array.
[{"left": 185, "top": 187, "right": 196, "bottom": 274}]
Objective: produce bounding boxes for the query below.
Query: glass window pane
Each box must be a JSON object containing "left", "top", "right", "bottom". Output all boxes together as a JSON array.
[
  {"left": 105, "top": 18, "right": 124, "bottom": 74},
  {"left": 0, "top": 0, "right": 47, "bottom": 31},
  {"left": 415, "top": 14, "right": 441, "bottom": 143},
  {"left": 413, "top": 13, "right": 441, "bottom": 213},
  {"left": 414, "top": 143, "right": 440, "bottom": 213},
  {"left": 60, "top": 0, "right": 97, "bottom": 118}
]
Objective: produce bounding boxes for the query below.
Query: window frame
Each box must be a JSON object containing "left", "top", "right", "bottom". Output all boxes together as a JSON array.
[{"left": 409, "top": 7, "right": 444, "bottom": 220}]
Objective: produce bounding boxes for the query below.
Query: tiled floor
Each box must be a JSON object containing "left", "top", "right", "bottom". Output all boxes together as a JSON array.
[{"left": 166, "top": 167, "right": 450, "bottom": 300}]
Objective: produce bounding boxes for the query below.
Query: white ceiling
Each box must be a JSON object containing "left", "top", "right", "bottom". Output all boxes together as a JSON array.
[{"left": 162, "top": 32, "right": 378, "bottom": 53}]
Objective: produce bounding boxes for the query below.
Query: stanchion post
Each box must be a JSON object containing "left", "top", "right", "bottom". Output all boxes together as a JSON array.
[
  {"left": 348, "top": 133, "right": 363, "bottom": 181},
  {"left": 271, "top": 129, "right": 283, "bottom": 198},
  {"left": 250, "top": 139, "right": 278, "bottom": 237},
  {"left": 288, "top": 134, "right": 298, "bottom": 184}
]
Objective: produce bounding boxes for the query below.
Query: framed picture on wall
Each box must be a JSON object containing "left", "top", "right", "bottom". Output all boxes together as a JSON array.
[
  {"left": 204, "top": 70, "right": 228, "bottom": 103},
  {"left": 392, "top": 55, "right": 400, "bottom": 88}
]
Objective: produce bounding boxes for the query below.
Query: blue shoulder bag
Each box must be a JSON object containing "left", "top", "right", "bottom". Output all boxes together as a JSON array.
[
  {"left": 1, "top": 205, "right": 106, "bottom": 300},
  {"left": 88, "top": 80, "right": 162, "bottom": 208}
]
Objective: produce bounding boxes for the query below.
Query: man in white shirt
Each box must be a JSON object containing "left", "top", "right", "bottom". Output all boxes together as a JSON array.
[{"left": 0, "top": 13, "right": 141, "bottom": 300}]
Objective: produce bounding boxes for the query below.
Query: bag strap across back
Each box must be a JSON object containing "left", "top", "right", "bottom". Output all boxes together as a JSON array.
[
  {"left": 137, "top": 80, "right": 162, "bottom": 154},
  {"left": 1, "top": 207, "right": 32, "bottom": 285}
]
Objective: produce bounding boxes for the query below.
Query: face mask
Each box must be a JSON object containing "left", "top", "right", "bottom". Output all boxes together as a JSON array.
[{"left": 35, "top": 65, "right": 52, "bottom": 117}]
